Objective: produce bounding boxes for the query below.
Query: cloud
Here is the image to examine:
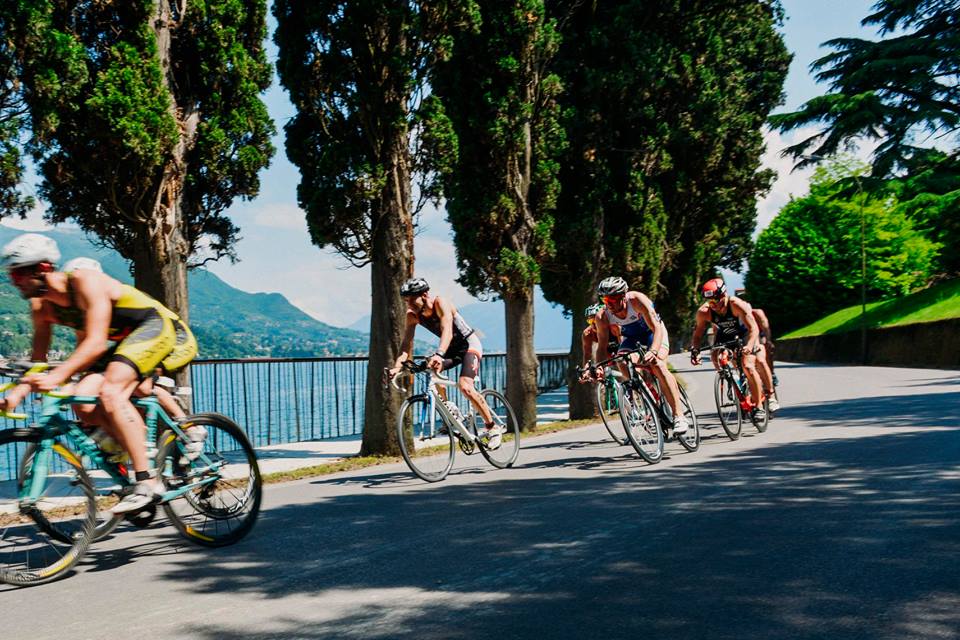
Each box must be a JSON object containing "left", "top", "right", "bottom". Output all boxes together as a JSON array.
[
  {"left": 2, "top": 200, "right": 55, "bottom": 231},
  {"left": 252, "top": 202, "right": 309, "bottom": 232}
]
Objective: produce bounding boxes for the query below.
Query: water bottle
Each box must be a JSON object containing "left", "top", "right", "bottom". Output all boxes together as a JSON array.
[
  {"left": 90, "top": 429, "right": 129, "bottom": 464},
  {"left": 442, "top": 400, "right": 464, "bottom": 425}
]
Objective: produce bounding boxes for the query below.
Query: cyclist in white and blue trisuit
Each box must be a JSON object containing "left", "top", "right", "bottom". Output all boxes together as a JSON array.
[{"left": 593, "top": 276, "right": 689, "bottom": 436}]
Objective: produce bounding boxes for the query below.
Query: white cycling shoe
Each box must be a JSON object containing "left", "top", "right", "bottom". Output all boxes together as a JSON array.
[
  {"left": 111, "top": 479, "right": 162, "bottom": 514},
  {"left": 671, "top": 416, "right": 689, "bottom": 437},
  {"left": 181, "top": 425, "right": 208, "bottom": 463},
  {"left": 478, "top": 424, "right": 506, "bottom": 450}
]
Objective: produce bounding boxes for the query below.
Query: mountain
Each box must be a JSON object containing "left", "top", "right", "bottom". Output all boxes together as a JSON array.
[
  {"left": 0, "top": 226, "right": 371, "bottom": 358},
  {"left": 349, "top": 288, "right": 572, "bottom": 353}
]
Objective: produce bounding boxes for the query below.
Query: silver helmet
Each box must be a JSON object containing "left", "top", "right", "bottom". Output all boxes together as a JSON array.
[
  {"left": 597, "top": 276, "right": 628, "bottom": 296},
  {"left": 400, "top": 276, "right": 429, "bottom": 297},
  {"left": 1, "top": 233, "right": 61, "bottom": 270}
]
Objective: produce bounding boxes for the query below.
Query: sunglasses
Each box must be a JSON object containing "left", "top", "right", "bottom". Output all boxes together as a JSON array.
[
  {"left": 9, "top": 267, "right": 36, "bottom": 286},
  {"left": 586, "top": 317, "right": 596, "bottom": 325},
  {"left": 602, "top": 294, "right": 624, "bottom": 305}
]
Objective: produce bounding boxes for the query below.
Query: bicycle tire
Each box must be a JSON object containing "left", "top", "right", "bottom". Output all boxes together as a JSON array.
[
  {"left": 159, "top": 413, "right": 262, "bottom": 547},
  {"left": 19, "top": 442, "right": 123, "bottom": 544},
  {"left": 676, "top": 386, "right": 700, "bottom": 452},
  {"left": 475, "top": 389, "right": 520, "bottom": 469},
  {"left": 618, "top": 382, "right": 663, "bottom": 464},
  {"left": 596, "top": 380, "right": 628, "bottom": 445},
  {"left": 0, "top": 430, "right": 96, "bottom": 586},
  {"left": 714, "top": 373, "right": 742, "bottom": 441},
  {"left": 397, "top": 396, "right": 455, "bottom": 482}
]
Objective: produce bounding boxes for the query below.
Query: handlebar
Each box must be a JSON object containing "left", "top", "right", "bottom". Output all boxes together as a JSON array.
[
  {"left": 385, "top": 358, "right": 454, "bottom": 393},
  {"left": 0, "top": 360, "right": 62, "bottom": 420}
]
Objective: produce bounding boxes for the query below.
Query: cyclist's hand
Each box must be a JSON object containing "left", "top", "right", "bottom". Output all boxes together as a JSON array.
[
  {"left": 690, "top": 350, "right": 701, "bottom": 366},
  {"left": 641, "top": 350, "right": 657, "bottom": 366},
  {"left": 24, "top": 372, "right": 65, "bottom": 393},
  {"left": 578, "top": 368, "right": 592, "bottom": 384},
  {"left": 427, "top": 354, "right": 444, "bottom": 373}
]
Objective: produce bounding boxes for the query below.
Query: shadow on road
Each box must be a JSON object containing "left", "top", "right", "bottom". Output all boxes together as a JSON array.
[{"left": 122, "top": 389, "right": 960, "bottom": 640}]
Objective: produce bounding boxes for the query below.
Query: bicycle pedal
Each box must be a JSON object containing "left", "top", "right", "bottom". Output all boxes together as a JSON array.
[{"left": 123, "top": 502, "right": 157, "bottom": 528}]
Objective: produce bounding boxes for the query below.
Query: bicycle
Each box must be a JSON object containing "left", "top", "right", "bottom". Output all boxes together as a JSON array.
[
  {"left": 693, "top": 340, "right": 769, "bottom": 440},
  {"left": 389, "top": 359, "right": 520, "bottom": 482},
  {"left": 587, "top": 347, "right": 699, "bottom": 464},
  {"left": 0, "top": 362, "right": 262, "bottom": 586},
  {"left": 576, "top": 364, "right": 627, "bottom": 446}
]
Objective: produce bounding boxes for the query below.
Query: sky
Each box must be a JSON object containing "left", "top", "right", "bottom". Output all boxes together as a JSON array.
[{"left": 6, "top": 0, "right": 880, "bottom": 327}]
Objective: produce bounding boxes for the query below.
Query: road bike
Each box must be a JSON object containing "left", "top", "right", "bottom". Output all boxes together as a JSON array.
[
  {"left": 693, "top": 340, "right": 769, "bottom": 440},
  {"left": 576, "top": 364, "right": 627, "bottom": 445},
  {"left": 389, "top": 359, "right": 520, "bottom": 482},
  {"left": 586, "top": 347, "right": 699, "bottom": 464},
  {"left": 0, "top": 362, "right": 262, "bottom": 586}
]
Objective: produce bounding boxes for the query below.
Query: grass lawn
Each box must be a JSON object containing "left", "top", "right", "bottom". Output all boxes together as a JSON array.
[{"left": 783, "top": 278, "right": 960, "bottom": 339}]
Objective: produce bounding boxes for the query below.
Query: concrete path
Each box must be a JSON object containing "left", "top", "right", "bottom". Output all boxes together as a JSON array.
[{"left": 3, "top": 357, "right": 959, "bottom": 640}]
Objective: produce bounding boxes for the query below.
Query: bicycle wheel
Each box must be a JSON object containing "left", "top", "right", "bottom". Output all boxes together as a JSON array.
[
  {"left": 714, "top": 373, "right": 742, "bottom": 441},
  {"left": 397, "top": 396, "right": 455, "bottom": 482},
  {"left": 475, "top": 389, "right": 520, "bottom": 469},
  {"left": 595, "top": 380, "right": 627, "bottom": 445},
  {"left": 618, "top": 382, "right": 663, "bottom": 464},
  {"left": 19, "top": 442, "right": 123, "bottom": 544},
  {"left": 676, "top": 386, "right": 700, "bottom": 452},
  {"left": 0, "top": 430, "right": 96, "bottom": 586},
  {"left": 159, "top": 413, "right": 262, "bottom": 547}
]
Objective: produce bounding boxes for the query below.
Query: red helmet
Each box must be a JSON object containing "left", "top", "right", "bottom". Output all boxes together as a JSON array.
[{"left": 701, "top": 278, "right": 726, "bottom": 299}]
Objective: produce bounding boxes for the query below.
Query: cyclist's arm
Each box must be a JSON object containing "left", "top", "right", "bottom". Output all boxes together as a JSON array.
[
  {"left": 581, "top": 328, "right": 595, "bottom": 366},
  {"left": 46, "top": 272, "right": 112, "bottom": 386},
  {"left": 754, "top": 308, "right": 773, "bottom": 342},
  {"left": 733, "top": 298, "right": 760, "bottom": 353},
  {"left": 29, "top": 298, "right": 52, "bottom": 362},
  {"left": 632, "top": 293, "right": 664, "bottom": 360},
  {"left": 689, "top": 306, "right": 710, "bottom": 351},
  {"left": 432, "top": 295, "right": 456, "bottom": 355},
  {"left": 393, "top": 312, "right": 418, "bottom": 368},
  {"left": 2, "top": 300, "right": 50, "bottom": 409},
  {"left": 595, "top": 313, "right": 612, "bottom": 361}
]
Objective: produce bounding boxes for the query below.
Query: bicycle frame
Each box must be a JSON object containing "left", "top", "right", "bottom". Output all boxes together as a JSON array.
[
  {"left": 16, "top": 393, "right": 222, "bottom": 506},
  {"left": 403, "top": 370, "right": 483, "bottom": 446},
  {"left": 711, "top": 343, "right": 759, "bottom": 412}
]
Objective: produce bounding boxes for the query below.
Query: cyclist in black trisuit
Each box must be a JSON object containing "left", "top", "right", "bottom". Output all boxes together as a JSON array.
[
  {"left": 689, "top": 278, "right": 778, "bottom": 418},
  {"left": 389, "top": 277, "right": 502, "bottom": 447}
]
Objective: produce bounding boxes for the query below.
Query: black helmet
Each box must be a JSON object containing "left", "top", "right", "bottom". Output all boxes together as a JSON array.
[
  {"left": 400, "top": 277, "right": 429, "bottom": 297},
  {"left": 597, "top": 276, "right": 628, "bottom": 296}
]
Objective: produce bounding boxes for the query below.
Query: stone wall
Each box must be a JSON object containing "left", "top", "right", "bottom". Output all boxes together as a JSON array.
[{"left": 776, "top": 318, "right": 960, "bottom": 369}]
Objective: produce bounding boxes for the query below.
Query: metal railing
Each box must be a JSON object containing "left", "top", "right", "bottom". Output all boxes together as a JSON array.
[{"left": 0, "top": 352, "right": 569, "bottom": 453}]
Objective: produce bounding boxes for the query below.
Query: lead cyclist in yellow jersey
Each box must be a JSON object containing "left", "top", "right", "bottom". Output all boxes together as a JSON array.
[{"left": 0, "top": 234, "right": 197, "bottom": 513}]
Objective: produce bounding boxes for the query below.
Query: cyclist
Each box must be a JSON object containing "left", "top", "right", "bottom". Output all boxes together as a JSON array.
[
  {"left": 751, "top": 306, "right": 778, "bottom": 387},
  {"left": 579, "top": 303, "right": 619, "bottom": 383},
  {"left": 389, "top": 277, "right": 503, "bottom": 447},
  {"left": 0, "top": 234, "right": 198, "bottom": 513},
  {"left": 689, "top": 278, "right": 778, "bottom": 417},
  {"left": 593, "top": 276, "right": 688, "bottom": 436}
]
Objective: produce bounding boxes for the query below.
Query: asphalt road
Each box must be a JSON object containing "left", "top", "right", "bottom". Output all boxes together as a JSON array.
[{"left": 3, "top": 358, "right": 959, "bottom": 640}]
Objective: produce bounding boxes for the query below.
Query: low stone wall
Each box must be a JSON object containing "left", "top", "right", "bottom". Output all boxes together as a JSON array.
[{"left": 776, "top": 318, "right": 960, "bottom": 369}]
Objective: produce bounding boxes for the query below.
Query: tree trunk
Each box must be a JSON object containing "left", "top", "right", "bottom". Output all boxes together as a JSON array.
[
  {"left": 360, "top": 126, "right": 414, "bottom": 457},
  {"left": 567, "top": 286, "right": 595, "bottom": 419},
  {"left": 504, "top": 287, "right": 538, "bottom": 431}
]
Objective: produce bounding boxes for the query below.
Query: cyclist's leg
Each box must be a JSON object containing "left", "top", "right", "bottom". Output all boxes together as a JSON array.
[
  {"left": 739, "top": 350, "right": 764, "bottom": 407},
  {"left": 455, "top": 338, "right": 492, "bottom": 424},
  {"left": 648, "top": 334, "right": 683, "bottom": 419},
  {"left": 72, "top": 371, "right": 106, "bottom": 427},
  {"left": 754, "top": 344, "right": 775, "bottom": 394}
]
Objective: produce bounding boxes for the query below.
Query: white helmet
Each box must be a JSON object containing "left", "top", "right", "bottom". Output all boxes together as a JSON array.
[
  {"left": 597, "top": 276, "right": 628, "bottom": 296},
  {"left": 63, "top": 257, "right": 103, "bottom": 273},
  {"left": 1, "top": 233, "right": 61, "bottom": 269}
]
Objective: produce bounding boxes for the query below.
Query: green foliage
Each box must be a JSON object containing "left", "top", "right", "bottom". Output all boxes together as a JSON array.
[
  {"left": 0, "top": 10, "right": 33, "bottom": 219},
  {"left": 8, "top": 0, "right": 274, "bottom": 266},
  {"left": 770, "top": 0, "right": 959, "bottom": 177},
  {"left": 783, "top": 278, "right": 960, "bottom": 338},
  {"left": 746, "top": 159, "right": 941, "bottom": 334},
  {"left": 274, "top": 0, "right": 479, "bottom": 264},
  {"left": 540, "top": 0, "right": 790, "bottom": 331},
  {"left": 425, "top": 0, "right": 563, "bottom": 298}
]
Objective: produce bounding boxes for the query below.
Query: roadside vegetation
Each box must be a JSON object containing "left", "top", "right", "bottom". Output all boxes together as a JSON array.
[{"left": 783, "top": 278, "right": 960, "bottom": 339}]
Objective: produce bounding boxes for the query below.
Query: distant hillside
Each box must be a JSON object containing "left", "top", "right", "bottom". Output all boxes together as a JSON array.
[
  {"left": 0, "top": 226, "right": 372, "bottom": 358},
  {"left": 349, "top": 288, "right": 572, "bottom": 352}
]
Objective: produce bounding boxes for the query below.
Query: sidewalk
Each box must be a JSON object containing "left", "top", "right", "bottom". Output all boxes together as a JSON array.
[{"left": 254, "top": 387, "right": 571, "bottom": 475}]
